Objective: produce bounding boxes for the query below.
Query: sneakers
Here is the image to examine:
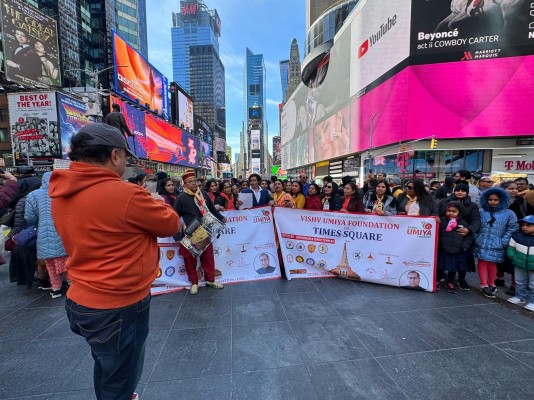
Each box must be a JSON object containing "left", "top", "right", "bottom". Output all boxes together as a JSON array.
[
  {"left": 507, "top": 297, "right": 525, "bottom": 305},
  {"left": 50, "top": 290, "right": 62, "bottom": 299},
  {"left": 205, "top": 281, "right": 223, "bottom": 289},
  {"left": 481, "top": 286, "right": 496, "bottom": 298},
  {"left": 446, "top": 283, "right": 456, "bottom": 293},
  {"left": 189, "top": 284, "right": 198, "bottom": 295},
  {"left": 38, "top": 279, "right": 52, "bottom": 291},
  {"left": 494, "top": 278, "right": 505, "bottom": 287},
  {"left": 505, "top": 286, "right": 516, "bottom": 296},
  {"left": 458, "top": 280, "right": 469, "bottom": 291},
  {"left": 489, "top": 285, "right": 497, "bottom": 294},
  {"left": 525, "top": 303, "right": 534, "bottom": 312},
  {"left": 132, "top": 393, "right": 139, "bottom": 400}
]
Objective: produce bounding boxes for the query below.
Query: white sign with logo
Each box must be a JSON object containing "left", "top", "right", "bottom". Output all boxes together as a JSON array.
[
  {"left": 350, "top": 0, "right": 411, "bottom": 98},
  {"left": 274, "top": 208, "right": 437, "bottom": 292},
  {"left": 152, "top": 207, "right": 280, "bottom": 295}
]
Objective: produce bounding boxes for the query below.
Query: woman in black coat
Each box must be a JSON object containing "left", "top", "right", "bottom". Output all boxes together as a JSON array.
[{"left": 438, "top": 183, "right": 481, "bottom": 237}]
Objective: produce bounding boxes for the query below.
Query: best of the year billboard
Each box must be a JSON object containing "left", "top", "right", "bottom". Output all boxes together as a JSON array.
[
  {"left": 410, "top": 0, "right": 534, "bottom": 64},
  {"left": 1, "top": 0, "right": 61, "bottom": 87},
  {"left": 8, "top": 92, "right": 61, "bottom": 166},
  {"left": 113, "top": 32, "right": 169, "bottom": 118},
  {"left": 57, "top": 93, "right": 94, "bottom": 159}
]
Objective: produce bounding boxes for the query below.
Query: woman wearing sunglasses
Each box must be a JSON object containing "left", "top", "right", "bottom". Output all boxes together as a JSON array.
[
  {"left": 397, "top": 180, "right": 438, "bottom": 216},
  {"left": 322, "top": 182, "right": 341, "bottom": 211}
]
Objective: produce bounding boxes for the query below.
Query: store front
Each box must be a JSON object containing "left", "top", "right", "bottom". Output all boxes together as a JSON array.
[{"left": 491, "top": 147, "right": 534, "bottom": 183}]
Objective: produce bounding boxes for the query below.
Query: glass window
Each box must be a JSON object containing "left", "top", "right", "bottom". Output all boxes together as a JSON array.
[{"left": 0, "top": 108, "right": 7, "bottom": 122}]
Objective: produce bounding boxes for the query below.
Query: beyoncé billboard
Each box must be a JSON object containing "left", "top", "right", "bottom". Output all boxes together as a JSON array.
[
  {"left": 0, "top": 0, "right": 61, "bottom": 87},
  {"left": 113, "top": 32, "right": 170, "bottom": 118}
]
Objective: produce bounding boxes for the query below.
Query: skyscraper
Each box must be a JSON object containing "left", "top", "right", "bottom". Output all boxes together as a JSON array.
[
  {"left": 189, "top": 44, "right": 226, "bottom": 140},
  {"left": 279, "top": 60, "right": 289, "bottom": 103},
  {"left": 285, "top": 38, "right": 301, "bottom": 101},
  {"left": 171, "top": 0, "right": 221, "bottom": 93},
  {"left": 244, "top": 47, "right": 266, "bottom": 175},
  {"left": 115, "top": 0, "right": 148, "bottom": 57},
  {"left": 306, "top": 0, "right": 338, "bottom": 31}
]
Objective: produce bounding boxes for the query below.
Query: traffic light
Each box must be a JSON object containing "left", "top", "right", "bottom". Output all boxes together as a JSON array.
[
  {"left": 430, "top": 137, "right": 437, "bottom": 149},
  {"left": 400, "top": 144, "right": 406, "bottom": 152}
]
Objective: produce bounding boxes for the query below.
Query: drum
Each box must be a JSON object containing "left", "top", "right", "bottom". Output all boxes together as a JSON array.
[{"left": 180, "top": 212, "right": 225, "bottom": 257}]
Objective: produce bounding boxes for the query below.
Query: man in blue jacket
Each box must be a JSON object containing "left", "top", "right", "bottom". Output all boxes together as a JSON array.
[{"left": 240, "top": 173, "right": 272, "bottom": 207}]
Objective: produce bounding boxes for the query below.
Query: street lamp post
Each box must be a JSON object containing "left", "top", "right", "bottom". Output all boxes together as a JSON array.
[{"left": 359, "top": 112, "right": 380, "bottom": 187}]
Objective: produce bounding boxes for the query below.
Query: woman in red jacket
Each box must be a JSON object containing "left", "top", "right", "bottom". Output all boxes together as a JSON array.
[{"left": 304, "top": 183, "right": 322, "bottom": 210}]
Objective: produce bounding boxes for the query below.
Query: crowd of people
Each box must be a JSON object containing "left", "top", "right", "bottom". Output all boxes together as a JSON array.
[{"left": 2, "top": 124, "right": 534, "bottom": 399}]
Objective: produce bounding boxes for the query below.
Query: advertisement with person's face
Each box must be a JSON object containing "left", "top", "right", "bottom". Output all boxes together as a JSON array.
[
  {"left": 178, "top": 90, "right": 194, "bottom": 131},
  {"left": 1, "top": 0, "right": 61, "bottom": 87},
  {"left": 113, "top": 32, "right": 169, "bottom": 118},
  {"left": 313, "top": 106, "right": 350, "bottom": 163},
  {"left": 411, "top": 0, "right": 534, "bottom": 64},
  {"left": 9, "top": 92, "right": 64, "bottom": 166}
]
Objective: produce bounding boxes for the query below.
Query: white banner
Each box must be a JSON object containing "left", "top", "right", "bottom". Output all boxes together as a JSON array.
[
  {"left": 274, "top": 208, "right": 437, "bottom": 292},
  {"left": 152, "top": 207, "right": 280, "bottom": 295}
]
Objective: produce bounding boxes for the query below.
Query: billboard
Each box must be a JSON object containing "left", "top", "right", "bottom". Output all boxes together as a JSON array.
[
  {"left": 110, "top": 97, "right": 148, "bottom": 159},
  {"left": 199, "top": 140, "right": 212, "bottom": 169},
  {"left": 313, "top": 105, "right": 350, "bottom": 163},
  {"left": 194, "top": 114, "right": 212, "bottom": 143},
  {"left": 57, "top": 93, "right": 94, "bottom": 159},
  {"left": 177, "top": 89, "right": 194, "bottom": 132},
  {"left": 350, "top": 56, "right": 534, "bottom": 152},
  {"left": 350, "top": 0, "right": 412, "bottom": 98},
  {"left": 113, "top": 32, "right": 170, "bottom": 118},
  {"left": 249, "top": 107, "right": 262, "bottom": 120},
  {"left": 8, "top": 92, "right": 61, "bottom": 166},
  {"left": 272, "top": 136, "right": 281, "bottom": 165},
  {"left": 410, "top": 0, "right": 534, "bottom": 64},
  {"left": 144, "top": 114, "right": 198, "bottom": 167},
  {"left": 251, "top": 129, "right": 260, "bottom": 150},
  {"left": 1, "top": 0, "right": 61, "bottom": 87}
]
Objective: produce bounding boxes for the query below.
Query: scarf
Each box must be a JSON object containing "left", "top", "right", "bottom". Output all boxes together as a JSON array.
[
  {"left": 342, "top": 196, "right": 350, "bottom": 211},
  {"left": 183, "top": 187, "right": 210, "bottom": 216},
  {"left": 220, "top": 192, "right": 235, "bottom": 210}
]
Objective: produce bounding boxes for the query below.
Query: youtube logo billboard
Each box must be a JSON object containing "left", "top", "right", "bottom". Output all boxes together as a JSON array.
[{"left": 350, "top": 0, "right": 411, "bottom": 98}]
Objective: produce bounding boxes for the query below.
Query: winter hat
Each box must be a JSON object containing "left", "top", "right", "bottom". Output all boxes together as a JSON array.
[
  {"left": 155, "top": 171, "right": 168, "bottom": 181},
  {"left": 454, "top": 183, "right": 469, "bottom": 193},
  {"left": 519, "top": 215, "right": 534, "bottom": 225},
  {"left": 446, "top": 201, "right": 462, "bottom": 212},
  {"left": 181, "top": 168, "right": 196, "bottom": 183}
]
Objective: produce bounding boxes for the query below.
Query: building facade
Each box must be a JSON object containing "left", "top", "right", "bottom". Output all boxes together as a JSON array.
[
  {"left": 189, "top": 44, "right": 226, "bottom": 141},
  {"left": 115, "top": 0, "right": 148, "bottom": 58},
  {"left": 283, "top": 0, "right": 534, "bottom": 184},
  {"left": 244, "top": 47, "right": 266, "bottom": 176},
  {"left": 279, "top": 60, "right": 289, "bottom": 103},
  {"left": 171, "top": 0, "right": 221, "bottom": 93},
  {"left": 285, "top": 38, "right": 301, "bottom": 102}
]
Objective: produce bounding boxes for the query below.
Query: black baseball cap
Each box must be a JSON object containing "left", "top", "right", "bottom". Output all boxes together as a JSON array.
[{"left": 75, "top": 123, "right": 136, "bottom": 158}]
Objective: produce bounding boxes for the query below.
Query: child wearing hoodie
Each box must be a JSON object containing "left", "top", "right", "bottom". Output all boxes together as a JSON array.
[
  {"left": 507, "top": 215, "right": 534, "bottom": 311},
  {"left": 474, "top": 188, "right": 519, "bottom": 298},
  {"left": 437, "top": 201, "right": 473, "bottom": 293}
]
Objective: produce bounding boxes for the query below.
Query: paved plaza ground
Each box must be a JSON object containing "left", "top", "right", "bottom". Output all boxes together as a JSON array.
[{"left": 1, "top": 264, "right": 534, "bottom": 399}]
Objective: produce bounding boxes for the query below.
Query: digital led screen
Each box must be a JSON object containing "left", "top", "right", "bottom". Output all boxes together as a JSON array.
[{"left": 113, "top": 32, "right": 169, "bottom": 118}]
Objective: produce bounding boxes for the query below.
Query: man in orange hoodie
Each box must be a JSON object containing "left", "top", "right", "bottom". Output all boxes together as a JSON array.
[{"left": 49, "top": 123, "right": 180, "bottom": 400}]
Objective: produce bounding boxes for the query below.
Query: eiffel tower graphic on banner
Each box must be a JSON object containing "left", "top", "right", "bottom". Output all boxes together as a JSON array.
[{"left": 334, "top": 242, "right": 361, "bottom": 280}]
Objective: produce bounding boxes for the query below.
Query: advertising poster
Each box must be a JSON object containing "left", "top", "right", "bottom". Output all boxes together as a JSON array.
[
  {"left": 194, "top": 114, "right": 212, "bottom": 142},
  {"left": 57, "top": 93, "right": 94, "bottom": 159},
  {"left": 144, "top": 114, "right": 198, "bottom": 167},
  {"left": 251, "top": 158, "right": 261, "bottom": 174},
  {"left": 110, "top": 97, "right": 147, "bottom": 159},
  {"left": 410, "top": 0, "right": 534, "bottom": 64},
  {"left": 198, "top": 140, "right": 212, "bottom": 169},
  {"left": 349, "top": 0, "right": 411, "bottom": 98},
  {"left": 152, "top": 207, "right": 280, "bottom": 295},
  {"left": 251, "top": 129, "right": 260, "bottom": 150},
  {"left": 1, "top": 0, "right": 61, "bottom": 87},
  {"left": 113, "top": 32, "right": 169, "bottom": 118},
  {"left": 274, "top": 208, "right": 437, "bottom": 292},
  {"left": 272, "top": 136, "right": 281, "bottom": 165},
  {"left": 349, "top": 56, "right": 534, "bottom": 153},
  {"left": 8, "top": 92, "right": 61, "bottom": 166},
  {"left": 178, "top": 90, "right": 194, "bottom": 131},
  {"left": 313, "top": 105, "right": 350, "bottom": 163}
]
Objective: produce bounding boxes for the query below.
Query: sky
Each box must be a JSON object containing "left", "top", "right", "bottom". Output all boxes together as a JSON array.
[{"left": 146, "top": 0, "right": 306, "bottom": 162}]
